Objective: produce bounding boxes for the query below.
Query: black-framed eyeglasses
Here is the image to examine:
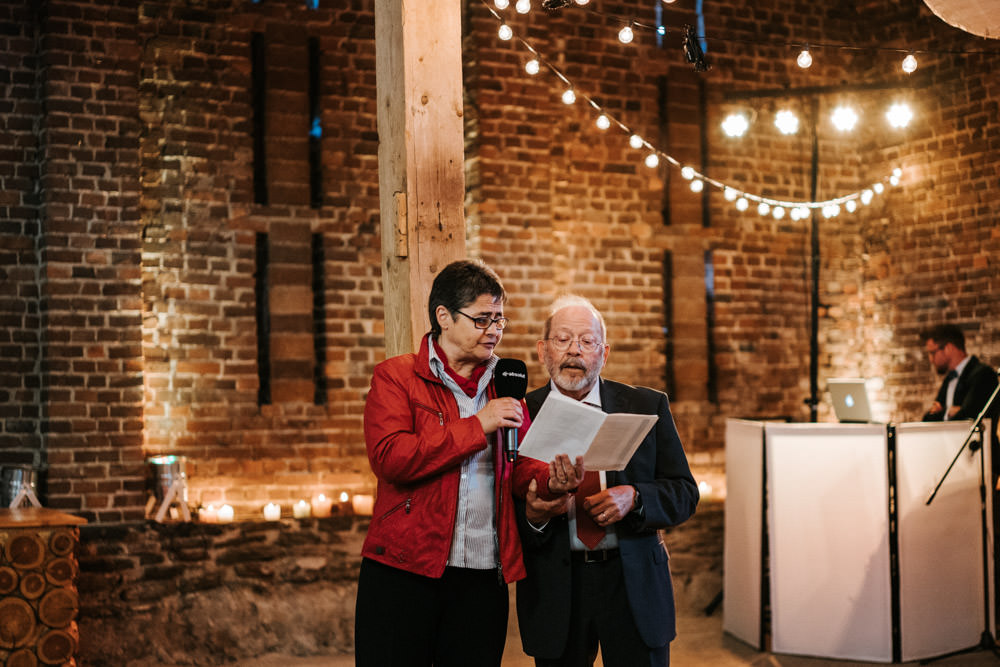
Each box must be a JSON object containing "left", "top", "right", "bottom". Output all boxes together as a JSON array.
[
  {"left": 546, "top": 334, "right": 603, "bottom": 353},
  {"left": 455, "top": 310, "right": 508, "bottom": 330}
]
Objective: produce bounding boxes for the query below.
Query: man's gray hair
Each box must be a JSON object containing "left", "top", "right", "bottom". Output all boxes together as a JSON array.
[{"left": 543, "top": 294, "right": 607, "bottom": 341}]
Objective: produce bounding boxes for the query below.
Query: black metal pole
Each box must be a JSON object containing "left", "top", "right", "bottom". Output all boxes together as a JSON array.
[{"left": 807, "top": 102, "right": 820, "bottom": 423}]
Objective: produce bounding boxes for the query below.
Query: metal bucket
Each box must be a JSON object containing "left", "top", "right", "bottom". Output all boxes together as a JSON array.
[
  {"left": 1, "top": 465, "right": 38, "bottom": 507},
  {"left": 148, "top": 455, "right": 188, "bottom": 504}
]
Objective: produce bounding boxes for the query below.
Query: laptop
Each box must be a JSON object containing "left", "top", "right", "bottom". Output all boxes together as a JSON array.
[{"left": 828, "top": 378, "right": 874, "bottom": 423}]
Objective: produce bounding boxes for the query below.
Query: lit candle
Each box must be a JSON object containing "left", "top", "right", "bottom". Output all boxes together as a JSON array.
[
  {"left": 263, "top": 502, "right": 281, "bottom": 521},
  {"left": 200, "top": 504, "right": 218, "bottom": 523},
  {"left": 352, "top": 494, "right": 374, "bottom": 516},
  {"left": 311, "top": 493, "right": 333, "bottom": 518},
  {"left": 293, "top": 499, "right": 311, "bottom": 519},
  {"left": 338, "top": 491, "right": 352, "bottom": 515},
  {"left": 217, "top": 504, "right": 234, "bottom": 523}
]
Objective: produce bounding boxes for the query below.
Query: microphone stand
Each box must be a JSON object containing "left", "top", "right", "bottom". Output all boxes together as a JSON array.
[
  {"left": 926, "top": 381, "right": 999, "bottom": 505},
  {"left": 924, "top": 379, "right": 1000, "bottom": 661}
]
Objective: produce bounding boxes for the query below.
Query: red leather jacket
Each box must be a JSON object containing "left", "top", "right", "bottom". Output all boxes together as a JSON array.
[{"left": 361, "top": 335, "right": 549, "bottom": 583}]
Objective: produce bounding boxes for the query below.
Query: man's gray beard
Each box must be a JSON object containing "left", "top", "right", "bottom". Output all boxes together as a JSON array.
[{"left": 548, "top": 360, "right": 599, "bottom": 394}]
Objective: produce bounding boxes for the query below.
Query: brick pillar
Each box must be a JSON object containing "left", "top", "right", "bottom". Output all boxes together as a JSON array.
[{"left": 36, "top": 0, "right": 146, "bottom": 521}]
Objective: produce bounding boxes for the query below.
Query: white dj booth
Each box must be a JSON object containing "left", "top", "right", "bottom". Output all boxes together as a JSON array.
[{"left": 723, "top": 419, "right": 994, "bottom": 663}]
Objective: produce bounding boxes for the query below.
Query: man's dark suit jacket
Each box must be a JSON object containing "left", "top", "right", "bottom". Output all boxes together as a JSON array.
[
  {"left": 922, "top": 355, "right": 999, "bottom": 465},
  {"left": 515, "top": 380, "right": 699, "bottom": 659}
]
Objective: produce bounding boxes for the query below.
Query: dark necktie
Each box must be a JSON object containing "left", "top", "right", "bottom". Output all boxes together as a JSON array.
[{"left": 575, "top": 470, "right": 605, "bottom": 549}]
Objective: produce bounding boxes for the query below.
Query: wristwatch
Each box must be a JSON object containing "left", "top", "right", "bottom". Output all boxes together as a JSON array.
[{"left": 631, "top": 485, "right": 645, "bottom": 517}]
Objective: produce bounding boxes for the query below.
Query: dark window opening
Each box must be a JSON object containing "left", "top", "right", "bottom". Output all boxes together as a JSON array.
[
  {"left": 308, "top": 36, "right": 323, "bottom": 209},
  {"left": 312, "top": 233, "right": 327, "bottom": 405},
  {"left": 255, "top": 233, "right": 271, "bottom": 405},
  {"left": 662, "top": 250, "right": 675, "bottom": 398}
]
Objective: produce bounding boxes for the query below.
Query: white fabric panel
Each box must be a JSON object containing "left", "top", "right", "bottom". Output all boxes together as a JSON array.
[
  {"left": 722, "top": 419, "right": 764, "bottom": 648},
  {"left": 896, "top": 421, "right": 993, "bottom": 661},
  {"left": 766, "top": 423, "right": 892, "bottom": 662}
]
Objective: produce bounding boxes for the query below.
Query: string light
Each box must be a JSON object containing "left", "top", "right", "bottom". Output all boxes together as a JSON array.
[
  {"left": 525, "top": 58, "right": 540, "bottom": 75},
  {"left": 901, "top": 53, "right": 918, "bottom": 74},
  {"left": 498, "top": 23, "right": 513, "bottom": 41},
  {"left": 774, "top": 110, "right": 799, "bottom": 135},
  {"left": 481, "top": 0, "right": 904, "bottom": 218},
  {"left": 885, "top": 103, "right": 913, "bottom": 128},
  {"left": 830, "top": 106, "right": 858, "bottom": 132},
  {"left": 721, "top": 113, "right": 749, "bottom": 138},
  {"left": 495, "top": 0, "right": 509, "bottom": 8},
  {"left": 515, "top": 0, "right": 530, "bottom": 14},
  {"left": 618, "top": 23, "right": 634, "bottom": 44},
  {"left": 796, "top": 47, "right": 813, "bottom": 69}
]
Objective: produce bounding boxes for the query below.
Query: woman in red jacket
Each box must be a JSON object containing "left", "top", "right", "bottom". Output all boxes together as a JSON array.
[{"left": 355, "top": 259, "right": 578, "bottom": 667}]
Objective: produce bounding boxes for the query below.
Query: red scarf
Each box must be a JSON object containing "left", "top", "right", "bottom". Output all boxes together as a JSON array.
[{"left": 432, "top": 338, "right": 488, "bottom": 398}]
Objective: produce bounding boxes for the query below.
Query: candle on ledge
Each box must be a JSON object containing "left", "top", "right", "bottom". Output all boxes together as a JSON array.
[
  {"left": 311, "top": 493, "right": 333, "bottom": 518},
  {"left": 338, "top": 491, "right": 352, "bottom": 515},
  {"left": 200, "top": 504, "right": 219, "bottom": 523},
  {"left": 263, "top": 502, "right": 281, "bottom": 521},
  {"left": 352, "top": 494, "right": 374, "bottom": 516},
  {"left": 293, "top": 499, "right": 311, "bottom": 519},
  {"left": 217, "top": 504, "right": 234, "bottom": 523}
]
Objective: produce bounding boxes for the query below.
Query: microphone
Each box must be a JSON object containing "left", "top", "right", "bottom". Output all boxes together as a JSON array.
[{"left": 494, "top": 359, "right": 528, "bottom": 462}]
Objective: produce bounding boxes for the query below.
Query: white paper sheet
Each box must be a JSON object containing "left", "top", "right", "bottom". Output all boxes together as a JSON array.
[{"left": 519, "top": 391, "right": 657, "bottom": 470}]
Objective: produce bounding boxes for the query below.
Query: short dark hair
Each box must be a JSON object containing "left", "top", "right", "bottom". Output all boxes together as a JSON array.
[
  {"left": 921, "top": 323, "right": 966, "bottom": 352},
  {"left": 427, "top": 260, "right": 506, "bottom": 336}
]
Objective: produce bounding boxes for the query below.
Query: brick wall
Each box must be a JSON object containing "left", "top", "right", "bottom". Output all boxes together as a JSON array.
[{"left": 1, "top": 0, "right": 998, "bottom": 659}]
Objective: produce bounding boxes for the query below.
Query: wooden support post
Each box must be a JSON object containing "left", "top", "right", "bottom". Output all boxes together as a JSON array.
[{"left": 375, "top": 0, "right": 468, "bottom": 356}]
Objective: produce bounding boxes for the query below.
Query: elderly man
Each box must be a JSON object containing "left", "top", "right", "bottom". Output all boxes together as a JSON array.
[{"left": 515, "top": 294, "right": 699, "bottom": 667}]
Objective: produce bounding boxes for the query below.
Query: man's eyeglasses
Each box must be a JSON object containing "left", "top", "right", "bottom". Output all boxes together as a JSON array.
[
  {"left": 455, "top": 310, "right": 508, "bottom": 330},
  {"left": 546, "top": 334, "right": 603, "bottom": 353}
]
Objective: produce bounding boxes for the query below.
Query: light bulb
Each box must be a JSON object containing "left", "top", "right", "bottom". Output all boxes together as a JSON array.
[
  {"left": 890, "top": 173, "right": 900, "bottom": 186},
  {"left": 724, "top": 187, "right": 738, "bottom": 201},
  {"left": 525, "top": 59, "right": 540, "bottom": 75},
  {"left": 797, "top": 206, "right": 810, "bottom": 219},
  {"left": 721, "top": 113, "right": 749, "bottom": 138},
  {"left": 574, "top": 0, "right": 590, "bottom": 4},
  {"left": 773, "top": 206, "right": 785, "bottom": 219},
  {"left": 886, "top": 103, "right": 913, "bottom": 129},
  {"left": 495, "top": 0, "right": 509, "bottom": 8},
  {"left": 680, "top": 166, "right": 695, "bottom": 180},
  {"left": 561, "top": 88, "right": 576, "bottom": 105},
  {"left": 892, "top": 168, "right": 902, "bottom": 179},
  {"left": 831, "top": 106, "right": 858, "bottom": 132},
  {"left": 873, "top": 182, "right": 884, "bottom": 194},
  {"left": 790, "top": 207, "right": 802, "bottom": 221},
  {"left": 596, "top": 114, "right": 611, "bottom": 130},
  {"left": 690, "top": 179, "right": 704, "bottom": 193},
  {"left": 902, "top": 53, "right": 917, "bottom": 74},
  {"left": 515, "top": 0, "right": 530, "bottom": 14},
  {"left": 861, "top": 189, "right": 874, "bottom": 205},
  {"left": 618, "top": 25, "right": 634, "bottom": 44},
  {"left": 629, "top": 134, "right": 644, "bottom": 149},
  {"left": 736, "top": 197, "right": 749, "bottom": 211},
  {"left": 845, "top": 200, "right": 858, "bottom": 213},
  {"left": 796, "top": 48, "right": 812, "bottom": 69},
  {"left": 645, "top": 153, "right": 660, "bottom": 168},
  {"left": 498, "top": 24, "right": 513, "bottom": 41},
  {"left": 757, "top": 202, "right": 770, "bottom": 216},
  {"left": 774, "top": 109, "right": 799, "bottom": 135}
]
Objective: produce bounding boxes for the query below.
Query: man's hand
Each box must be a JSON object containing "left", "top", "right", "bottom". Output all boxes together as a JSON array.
[
  {"left": 927, "top": 400, "right": 943, "bottom": 416},
  {"left": 582, "top": 485, "right": 636, "bottom": 527},
  {"left": 547, "top": 454, "right": 584, "bottom": 494},
  {"left": 526, "top": 478, "right": 571, "bottom": 525}
]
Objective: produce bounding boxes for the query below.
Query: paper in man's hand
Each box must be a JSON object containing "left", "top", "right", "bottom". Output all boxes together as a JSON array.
[{"left": 519, "top": 391, "right": 657, "bottom": 470}]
